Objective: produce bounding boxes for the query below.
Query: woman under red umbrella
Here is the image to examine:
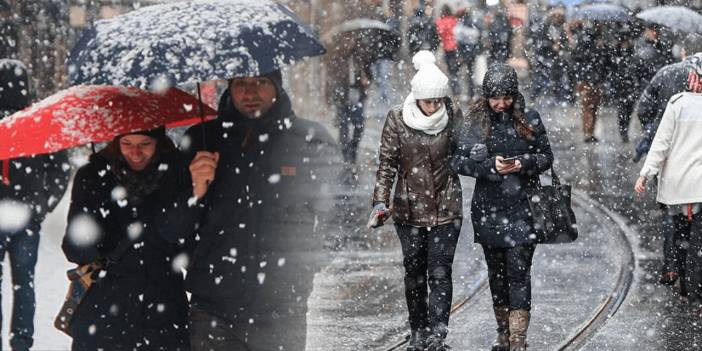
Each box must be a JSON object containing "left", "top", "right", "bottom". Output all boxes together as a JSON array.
[{"left": 62, "top": 127, "right": 191, "bottom": 350}]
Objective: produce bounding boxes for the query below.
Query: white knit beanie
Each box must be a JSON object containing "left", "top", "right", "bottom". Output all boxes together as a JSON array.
[{"left": 410, "top": 51, "right": 450, "bottom": 100}]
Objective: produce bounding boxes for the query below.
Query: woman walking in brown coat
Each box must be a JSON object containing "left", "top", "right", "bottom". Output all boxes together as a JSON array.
[{"left": 370, "top": 51, "right": 463, "bottom": 351}]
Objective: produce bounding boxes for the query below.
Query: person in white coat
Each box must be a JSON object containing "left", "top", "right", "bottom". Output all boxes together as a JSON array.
[{"left": 635, "top": 66, "right": 702, "bottom": 312}]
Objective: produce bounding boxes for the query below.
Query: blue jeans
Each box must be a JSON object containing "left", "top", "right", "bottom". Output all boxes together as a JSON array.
[{"left": 0, "top": 222, "right": 40, "bottom": 351}]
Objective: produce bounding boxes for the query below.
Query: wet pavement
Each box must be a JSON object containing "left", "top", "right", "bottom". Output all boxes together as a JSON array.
[{"left": 304, "top": 74, "right": 702, "bottom": 350}]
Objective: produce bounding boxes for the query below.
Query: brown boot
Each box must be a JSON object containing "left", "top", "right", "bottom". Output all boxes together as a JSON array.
[
  {"left": 491, "top": 306, "right": 510, "bottom": 351},
  {"left": 508, "top": 309, "right": 530, "bottom": 351}
]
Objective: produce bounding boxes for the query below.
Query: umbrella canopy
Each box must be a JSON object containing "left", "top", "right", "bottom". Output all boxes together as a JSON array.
[
  {"left": 324, "top": 18, "right": 401, "bottom": 62},
  {"left": 636, "top": 6, "right": 702, "bottom": 33},
  {"left": 68, "top": 0, "right": 326, "bottom": 89},
  {"left": 573, "top": 3, "right": 631, "bottom": 22},
  {"left": 0, "top": 85, "right": 217, "bottom": 160}
]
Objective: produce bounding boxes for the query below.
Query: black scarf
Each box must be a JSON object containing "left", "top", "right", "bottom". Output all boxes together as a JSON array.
[{"left": 99, "top": 151, "right": 166, "bottom": 206}]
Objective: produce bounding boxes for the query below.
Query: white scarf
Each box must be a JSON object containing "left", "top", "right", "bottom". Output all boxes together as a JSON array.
[{"left": 401, "top": 93, "right": 449, "bottom": 135}]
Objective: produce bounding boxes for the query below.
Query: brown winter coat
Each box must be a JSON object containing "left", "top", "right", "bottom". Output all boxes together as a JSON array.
[{"left": 372, "top": 100, "right": 463, "bottom": 227}]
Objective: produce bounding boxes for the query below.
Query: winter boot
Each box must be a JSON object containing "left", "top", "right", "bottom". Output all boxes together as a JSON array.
[
  {"left": 508, "top": 309, "right": 530, "bottom": 351},
  {"left": 491, "top": 305, "right": 510, "bottom": 351},
  {"left": 425, "top": 335, "right": 451, "bottom": 351},
  {"left": 406, "top": 329, "right": 427, "bottom": 351}
]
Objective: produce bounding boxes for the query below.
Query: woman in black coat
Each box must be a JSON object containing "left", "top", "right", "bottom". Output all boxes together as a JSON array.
[
  {"left": 62, "top": 128, "right": 189, "bottom": 351},
  {"left": 451, "top": 64, "right": 553, "bottom": 351}
]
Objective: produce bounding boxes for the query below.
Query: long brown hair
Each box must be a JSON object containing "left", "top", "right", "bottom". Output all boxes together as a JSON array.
[{"left": 468, "top": 92, "right": 533, "bottom": 140}]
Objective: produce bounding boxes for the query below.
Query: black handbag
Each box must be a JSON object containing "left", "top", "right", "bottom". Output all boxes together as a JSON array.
[
  {"left": 526, "top": 167, "right": 578, "bottom": 244},
  {"left": 54, "top": 237, "right": 134, "bottom": 336}
]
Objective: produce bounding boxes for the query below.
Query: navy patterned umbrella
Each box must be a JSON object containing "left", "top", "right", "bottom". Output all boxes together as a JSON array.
[{"left": 68, "top": 0, "right": 326, "bottom": 89}]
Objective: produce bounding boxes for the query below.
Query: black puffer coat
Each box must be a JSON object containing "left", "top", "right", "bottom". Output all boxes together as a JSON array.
[
  {"left": 62, "top": 147, "right": 189, "bottom": 351},
  {"left": 451, "top": 97, "right": 553, "bottom": 248},
  {"left": 1, "top": 59, "right": 70, "bottom": 231},
  {"left": 159, "top": 88, "right": 340, "bottom": 350}
]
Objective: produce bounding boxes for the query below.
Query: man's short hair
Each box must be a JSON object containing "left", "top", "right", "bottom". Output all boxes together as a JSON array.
[{"left": 683, "top": 33, "right": 702, "bottom": 56}]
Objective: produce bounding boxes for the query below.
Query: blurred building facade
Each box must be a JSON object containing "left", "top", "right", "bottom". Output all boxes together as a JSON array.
[{"left": 1, "top": 0, "right": 700, "bottom": 104}]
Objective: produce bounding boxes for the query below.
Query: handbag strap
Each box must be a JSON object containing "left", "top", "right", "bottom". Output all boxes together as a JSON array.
[
  {"left": 550, "top": 165, "right": 562, "bottom": 186},
  {"left": 99, "top": 235, "right": 136, "bottom": 269}
]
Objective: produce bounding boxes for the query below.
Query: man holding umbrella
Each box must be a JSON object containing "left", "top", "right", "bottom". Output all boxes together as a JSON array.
[
  {"left": 66, "top": 2, "right": 340, "bottom": 349},
  {"left": 0, "top": 59, "right": 70, "bottom": 351},
  {"left": 162, "top": 69, "right": 340, "bottom": 351}
]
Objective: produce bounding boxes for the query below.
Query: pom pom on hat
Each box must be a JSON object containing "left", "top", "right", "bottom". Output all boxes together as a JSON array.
[
  {"left": 410, "top": 51, "right": 450, "bottom": 100},
  {"left": 412, "top": 50, "right": 437, "bottom": 70}
]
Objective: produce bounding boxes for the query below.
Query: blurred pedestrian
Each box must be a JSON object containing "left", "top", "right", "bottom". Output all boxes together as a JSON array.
[
  {"left": 485, "top": 5, "right": 512, "bottom": 65},
  {"left": 325, "top": 34, "right": 373, "bottom": 170},
  {"left": 436, "top": 5, "right": 461, "bottom": 97},
  {"left": 408, "top": 3, "right": 440, "bottom": 55},
  {"left": 62, "top": 128, "right": 189, "bottom": 350},
  {"left": 451, "top": 63, "right": 554, "bottom": 351},
  {"left": 635, "top": 62, "right": 702, "bottom": 314},
  {"left": 636, "top": 33, "right": 702, "bottom": 154},
  {"left": 370, "top": 51, "right": 463, "bottom": 351},
  {"left": 454, "top": 7, "right": 482, "bottom": 100},
  {"left": 160, "top": 71, "right": 340, "bottom": 351},
  {"left": 0, "top": 59, "right": 70, "bottom": 351},
  {"left": 569, "top": 20, "right": 613, "bottom": 142},
  {"left": 528, "top": 6, "right": 569, "bottom": 103},
  {"left": 615, "top": 23, "right": 673, "bottom": 142}
]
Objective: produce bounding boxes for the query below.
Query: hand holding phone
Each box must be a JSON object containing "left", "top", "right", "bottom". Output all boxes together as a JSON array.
[{"left": 500, "top": 156, "right": 518, "bottom": 164}]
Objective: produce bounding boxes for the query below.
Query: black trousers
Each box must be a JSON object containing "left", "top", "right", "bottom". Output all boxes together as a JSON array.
[
  {"left": 482, "top": 244, "right": 536, "bottom": 311},
  {"left": 686, "top": 213, "right": 702, "bottom": 305},
  {"left": 662, "top": 213, "right": 689, "bottom": 279},
  {"left": 395, "top": 222, "right": 461, "bottom": 337}
]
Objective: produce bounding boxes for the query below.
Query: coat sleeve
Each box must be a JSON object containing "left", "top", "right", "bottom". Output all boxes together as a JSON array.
[
  {"left": 372, "top": 110, "right": 401, "bottom": 205},
  {"left": 518, "top": 111, "right": 554, "bottom": 176},
  {"left": 637, "top": 69, "right": 665, "bottom": 127},
  {"left": 449, "top": 118, "right": 501, "bottom": 181},
  {"left": 153, "top": 150, "right": 207, "bottom": 245},
  {"left": 39, "top": 151, "right": 71, "bottom": 216},
  {"left": 62, "top": 166, "right": 107, "bottom": 265},
  {"left": 640, "top": 98, "right": 678, "bottom": 179}
]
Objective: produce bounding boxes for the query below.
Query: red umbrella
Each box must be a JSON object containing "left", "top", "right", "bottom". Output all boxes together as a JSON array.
[{"left": 0, "top": 85, "right": 217, "bottom": 161}]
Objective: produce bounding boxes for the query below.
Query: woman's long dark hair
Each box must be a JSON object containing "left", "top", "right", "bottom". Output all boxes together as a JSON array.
[{"left": 468, "top": 92, "right": 533, "bottom": 140}]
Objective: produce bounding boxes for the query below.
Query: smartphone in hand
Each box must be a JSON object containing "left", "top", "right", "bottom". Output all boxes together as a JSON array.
[{"left": 501, "top": 156, "right": 518, "bottom": 164}]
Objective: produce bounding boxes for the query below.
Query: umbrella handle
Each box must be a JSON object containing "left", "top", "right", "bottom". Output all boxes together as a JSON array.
[
  {"left": 2, "top": 159, "right": 9, "bottom": 186},
  {"left": 196, "top": 83, "right": 208, "bottom": 151}
]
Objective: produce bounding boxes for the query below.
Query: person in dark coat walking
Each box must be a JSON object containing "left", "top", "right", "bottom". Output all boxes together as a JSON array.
[
  {"left": 451, "top": 64, "right": 553, "bottom": 351},
  {"left": 569, "top": 20, "right": 614, "bottom": 142},
  {"left": 613, "top": 23, "right": 673, "bottom": 142},
  {"left": 486, "top": 6, "right": 512, "bottom": 64},
  {"left": 528, "top": 7, "right": 569, "bottom": 102},
  {"left": 370, "top": 51, "right": 462, "bottom": 351},
  {"left": 408, "top": 4, "right": 440, "bottom": 55},
  {"left": 454, "top": 7, "right": 483, "bottom": 100},
  {"left": 634, "top": 33, "right": 702, "bottom": 288},
  {"left": 159, "top": 70, "right": 340, "bottom": 351},
  {"left": 62, "top": 128, "right": 190, "bottom": 351},
  {"left": 0, "top": 59, "right": 70, "bottom": 351},
  {"left": 636, "top": 33, "right": 702, "bottom": 148},
  {"left": 325, "top": 31, "right": 373, "bottom": 169}
]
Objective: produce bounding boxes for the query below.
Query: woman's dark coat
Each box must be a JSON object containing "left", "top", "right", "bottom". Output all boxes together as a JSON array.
[
  {"left": 451, "top": 100, "right": 553, "bottom": 248},
  {"left": 62, "top": 148, "right": 189, "bottom": 350},
  {"left": 372, "top": 99, "right": 463, "bottom": 227}
]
